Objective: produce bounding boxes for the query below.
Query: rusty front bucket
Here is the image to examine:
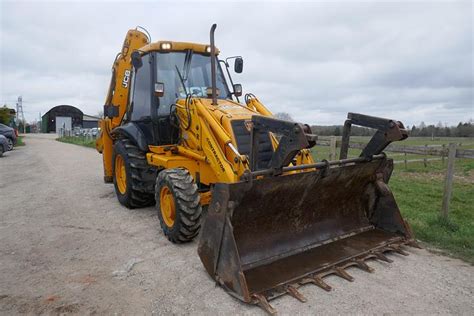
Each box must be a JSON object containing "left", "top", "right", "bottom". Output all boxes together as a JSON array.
[{"left": 198, "top": 157, "right": 414, "bottom": 313}]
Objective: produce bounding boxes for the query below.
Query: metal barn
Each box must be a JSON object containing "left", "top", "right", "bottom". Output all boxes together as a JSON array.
[{"left": 41, "top": 105, "right": 83, "bottom": 133}]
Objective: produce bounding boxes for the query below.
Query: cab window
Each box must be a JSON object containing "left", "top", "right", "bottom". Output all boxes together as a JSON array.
[{"left": 130, "top": 54, "right": 152, "bottom": 121}]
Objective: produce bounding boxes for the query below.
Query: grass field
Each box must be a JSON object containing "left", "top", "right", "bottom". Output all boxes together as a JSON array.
[
  {"left": 350, "top": 136, "right": 474, "bottom": 148},
  {"left": 313, "top": 137, "right": 474, "bottom": 263},
  {"left": 56, "top": 136, "right": 96, "bottom": 148},
  {"left": 391, "top": 164, "right": 473, "bottom": 263}
]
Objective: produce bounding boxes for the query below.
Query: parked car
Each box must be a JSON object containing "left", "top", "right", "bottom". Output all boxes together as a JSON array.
[
  {"left": 0, "top": 135, "right": 8, "bottom": 157},
  {"left": 80, "top": 128, "right": 89, "bottom": 136},
  {"left": 73, "top": 127, "right": 82, "bottom": 136},
  {"left": 89, "top": 127, "right": 99, "bottom": 137},
  {"left": 0, "top": 123, "right": 17, "bottom": 151}
]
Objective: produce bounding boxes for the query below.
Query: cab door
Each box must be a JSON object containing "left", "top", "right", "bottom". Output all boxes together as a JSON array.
[{"left": 128, "top": 53, "right": 155, "bottom": 144}]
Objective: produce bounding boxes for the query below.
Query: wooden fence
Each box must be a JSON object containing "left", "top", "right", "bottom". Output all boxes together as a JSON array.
[{"left": 317, "top": 136, "right": 474, "bottom": 161}]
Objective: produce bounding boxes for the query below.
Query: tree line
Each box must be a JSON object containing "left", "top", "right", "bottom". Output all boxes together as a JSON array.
[
  {"left": 311, "top": 121, "right": 474, "bottom": 137},
  {"left": 408, "top": 121, "right": 474, "bottom": 137},
  {"left": 274, "top": 112, "right": 474, "bottom": 137}
]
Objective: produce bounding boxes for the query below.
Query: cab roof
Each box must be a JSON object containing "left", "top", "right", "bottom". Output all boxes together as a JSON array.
[{"left": 140, "top": 41, "right": 220, "bottom": 55}]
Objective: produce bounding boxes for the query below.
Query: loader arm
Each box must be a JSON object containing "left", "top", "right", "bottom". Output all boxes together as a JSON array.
[
  {"left": 340, "top": 112, "right": 408, "bottom": 160},
  {"left": 248, "top": 115, "right": 317, "bottom": 172}
]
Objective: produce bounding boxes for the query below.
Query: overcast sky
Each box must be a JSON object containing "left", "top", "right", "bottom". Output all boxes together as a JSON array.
[{"left": 1, "top": 0, "right": 472, "bottom": 126}]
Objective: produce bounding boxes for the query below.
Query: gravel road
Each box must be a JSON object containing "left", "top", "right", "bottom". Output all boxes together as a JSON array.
[{"left": 0, "top": 134, "right": 473, "bottom": 315}]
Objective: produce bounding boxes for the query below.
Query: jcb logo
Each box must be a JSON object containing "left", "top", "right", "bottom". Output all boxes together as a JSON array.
[{"left": 122, "top": 70, "right": 131, "bottom": 88}]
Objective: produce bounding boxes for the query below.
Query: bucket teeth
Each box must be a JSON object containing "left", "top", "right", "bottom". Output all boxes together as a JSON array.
[
  {"left": 333, "top": 267, "right": 354, "bottom": 282},
  {"left": 373, "top": 251, "right": 393, "bottom": 263},
  {"left": 253, "top": 294, "right": 277, "bottom": 315},
  {"left": 406, "top": 240, "right": 422, "bottom": 249},
  {"left": 286, "top": 285, "right": 307, "bottom": 303},
  {"left": 389, "top": 245, "right": 409, "bottom": 256},
  {"left": 304, "top": 276, "right": 332, "bottom": 292},
  {"left": 250, "top": 242, "right": 412, "bottom": 313},
  {"left": 353, "top": 259, "right": 374, "bottom": 273}
]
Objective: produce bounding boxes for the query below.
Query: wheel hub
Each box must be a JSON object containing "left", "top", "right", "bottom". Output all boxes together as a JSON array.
[
  {"left": 160, "top": 186, "right": 176, "bottom": 227},
  {"left": 115, "top": 155, "right": 127, "bottom": 194}
]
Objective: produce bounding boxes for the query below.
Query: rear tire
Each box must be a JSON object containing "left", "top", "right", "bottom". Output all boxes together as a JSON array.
[
  {"left": 112, "top": 139, "right": 156, "bottom": 208},
  {"left": 155, "top": 168, "right": 202, "bottom": 243}
]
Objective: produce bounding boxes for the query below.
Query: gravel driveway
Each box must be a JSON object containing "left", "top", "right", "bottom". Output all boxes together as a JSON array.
[{"left": 0, "top": 134, "right": 473, "bottom": 315}]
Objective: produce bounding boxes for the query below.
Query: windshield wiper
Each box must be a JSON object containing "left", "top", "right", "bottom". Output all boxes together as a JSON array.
[{"left": 175, "top": 65, "right": 187, "bottom": 96}]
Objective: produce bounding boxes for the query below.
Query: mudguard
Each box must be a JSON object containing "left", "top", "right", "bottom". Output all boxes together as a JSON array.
[{"left": 111, "top": 122, "right": 148, "bottom": 152}]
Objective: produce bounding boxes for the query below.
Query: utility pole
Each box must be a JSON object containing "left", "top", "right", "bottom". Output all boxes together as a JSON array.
[{"left": 16, "top": 96, "right": 26, "bottom": 133}]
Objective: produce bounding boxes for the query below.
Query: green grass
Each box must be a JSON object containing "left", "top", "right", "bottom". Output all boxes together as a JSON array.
[
  {"left": 15, "top": 136, "right": 25, "bottom": 146},
  {"left": 391, "top": 166, "right": 474, "bottom": 263},
  {"left": 56, "top": 136, "right": 96, "bottom": 148}
]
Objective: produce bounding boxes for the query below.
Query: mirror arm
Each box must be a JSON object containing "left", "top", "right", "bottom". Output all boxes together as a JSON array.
[
  {"left": 219, "top": 59, "right": 239, "bottom": 103},
  {"left": 225, "top": 56, "right": 242, "bottom": 64}
]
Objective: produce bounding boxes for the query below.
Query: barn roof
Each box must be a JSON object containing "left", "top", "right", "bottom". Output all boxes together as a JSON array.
[{"left": 42, "top": 105, "right": 83, "bottom": 118}]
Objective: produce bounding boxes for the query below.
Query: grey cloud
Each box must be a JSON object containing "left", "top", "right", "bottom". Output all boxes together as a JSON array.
[{"left": 0, "top": 0, "right": 472, "bottom": 126}]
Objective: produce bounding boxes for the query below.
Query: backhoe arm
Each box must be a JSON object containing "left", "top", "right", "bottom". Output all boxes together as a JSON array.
[
  {"left": 104, "top": 29, "right": 150, "bottom": 127},
  {"left": 97, "top": 29, "right": 150, "bottom": 182}
]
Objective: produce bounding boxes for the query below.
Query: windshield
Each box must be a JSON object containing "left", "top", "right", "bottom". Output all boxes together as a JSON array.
[{"left": 156, "top": 51, "right": 231, "bottom": 116}]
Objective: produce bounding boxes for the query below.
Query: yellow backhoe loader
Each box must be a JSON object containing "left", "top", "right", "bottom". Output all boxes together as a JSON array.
[{"left": 96, "top": 24, "right": 417, "bottom": 314}]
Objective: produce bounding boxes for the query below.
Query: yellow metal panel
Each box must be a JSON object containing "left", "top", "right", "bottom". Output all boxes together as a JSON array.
[
  {"left": 194, "top": 99, "right": 232, "bottom": 145},
  {"left": 147, "top": 152, "right": 219, "bottom": 185}
]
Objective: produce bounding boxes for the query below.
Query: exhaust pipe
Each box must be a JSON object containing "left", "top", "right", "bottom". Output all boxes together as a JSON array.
[{"left": 210, "top": 24, "right": 217, "bottom": 105}]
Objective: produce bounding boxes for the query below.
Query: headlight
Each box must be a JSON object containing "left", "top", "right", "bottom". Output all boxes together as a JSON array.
[
  {"left": 206, "top": 46, "right": 212, "bottom": 53},
  {"left": 160, "top": 42, "right": 172, "bottom": 50}
]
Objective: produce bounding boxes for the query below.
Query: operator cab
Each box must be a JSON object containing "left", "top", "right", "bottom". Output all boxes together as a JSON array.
[{"left": 126, "top": 42, "right": 242, "bottom": 147}]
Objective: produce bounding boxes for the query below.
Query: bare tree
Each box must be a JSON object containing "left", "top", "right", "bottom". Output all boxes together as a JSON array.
[{"left": 274, "top": 112, "right": 294, "bottom": 121}]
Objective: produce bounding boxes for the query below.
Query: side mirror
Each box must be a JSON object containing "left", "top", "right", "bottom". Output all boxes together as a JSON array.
[
  {"left": 233, "top": 84, "right": 242, "bottom": 97},
  {"left": 154, "top": 82, "right": 165, "bottom": 97},
  {"left": 234, "top": 57, "right": 243, "bottom": 73},
  {"left": 131, "top": 51, "right": 143, "bottom": 69}
]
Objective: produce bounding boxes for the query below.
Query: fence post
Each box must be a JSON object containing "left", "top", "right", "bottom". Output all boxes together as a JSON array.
[
  {"left": 404, "top": 152, "right": 407, "bottom": 170},
  {"left": 423, "top": 144, "right": 428, "bottom": 167},
  {"left": 442, "top": 144, "right": 446, "bottom": 164},
  {"left": 441, "top": 143, "right": 457, "bottom": 219},
  {"left": 329, "top": 136, "right": 337, "bottom": 161}
]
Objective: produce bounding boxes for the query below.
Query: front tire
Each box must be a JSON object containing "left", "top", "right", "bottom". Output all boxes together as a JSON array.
[
  {"left": 7, "top": 138, "right": 13, "bottom": 151},
  {"left": 155, "top": 169, "right": 202, "bottom": 243},
  {"left": 112, "top": 139, "right": 156, "bottom": 208}
]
